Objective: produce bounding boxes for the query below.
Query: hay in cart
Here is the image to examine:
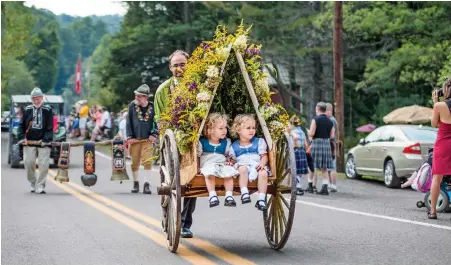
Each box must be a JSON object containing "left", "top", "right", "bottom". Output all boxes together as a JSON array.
[{"left": 158, "top": 23, "right": 298, "bottom": 253}]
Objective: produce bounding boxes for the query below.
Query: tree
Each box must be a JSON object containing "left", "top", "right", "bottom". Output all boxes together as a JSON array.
[
  {"left": 1, "top": 57, "right": 36, "bottom": 110},
  {"left": 99, "top": 1, "right": 238, "bottom": 110},
  {"left": 23, "top": 20, "right": 61, "bottom": 92}
]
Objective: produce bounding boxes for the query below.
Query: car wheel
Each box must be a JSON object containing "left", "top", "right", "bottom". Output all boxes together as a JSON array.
[
  {"left": 424, "top": 190, "right": 450, "bottom": 213},
  {"left": 345, "top": 155, "right": 361, "bottom": 179},
  {"left": 10, "top": 144, "right": 21, "bottom": 168},
  {"left": 384, "top": 160, "right": 401, "bottom": 188}
]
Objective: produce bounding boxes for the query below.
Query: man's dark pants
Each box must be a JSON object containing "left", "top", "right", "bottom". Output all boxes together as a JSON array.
[{"left": 181, "top": 197, "right": 197, "bottom": 229}]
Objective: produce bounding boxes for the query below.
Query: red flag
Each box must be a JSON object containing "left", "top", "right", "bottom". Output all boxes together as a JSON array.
[{"left": 75, "top": 56, "right": 81, "bottom": 94}]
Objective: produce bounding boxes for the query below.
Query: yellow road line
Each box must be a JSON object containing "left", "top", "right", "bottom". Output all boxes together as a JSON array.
[
  {"left": 47, "top": 174, "right": 216, "bottom": 265},
  {"left": 60, "top": 175, "right": 257, "bottom": 265}
]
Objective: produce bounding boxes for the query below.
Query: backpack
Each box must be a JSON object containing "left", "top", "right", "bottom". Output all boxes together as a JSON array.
[{"left": 412, "top": 162, "right": 433, "bottom": 192}]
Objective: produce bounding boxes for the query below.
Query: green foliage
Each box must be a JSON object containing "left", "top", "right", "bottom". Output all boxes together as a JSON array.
[
  {"left": 24, "top": 20, "right": 60, "bottom": 92},
  {"left": 1, "top": 57, "right": 36, "bottom": 110},
  {"left": 1, "top": 2, "right": 35, "bottom": 59}
]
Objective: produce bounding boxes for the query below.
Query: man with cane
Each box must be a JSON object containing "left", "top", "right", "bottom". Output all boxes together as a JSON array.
[
  {"left": 126, "top": 84, "right": 158, "bottom": 194},
  {"left": 18, "top": 87, "right": 54, "bottom": 194}
]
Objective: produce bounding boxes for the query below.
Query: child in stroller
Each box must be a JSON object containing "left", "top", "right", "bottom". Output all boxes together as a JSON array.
[{"left": 402, "top": 148, "right": 451, "bottom": 213}]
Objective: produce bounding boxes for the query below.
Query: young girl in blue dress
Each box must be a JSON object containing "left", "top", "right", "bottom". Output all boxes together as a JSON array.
[
  {"left": 287, "top": 115, "right": 310, "bottom": 196},
  {"left": 229, "top": 114, "right": 270, "bottom": 211},
  {"left": 198, "top": 113, "right": 238, "bottom": 208}
]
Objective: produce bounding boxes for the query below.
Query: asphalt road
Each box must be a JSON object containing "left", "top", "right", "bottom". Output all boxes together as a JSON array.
[{"left": 2, "top": 132, "right": 450, "bottom": 265}]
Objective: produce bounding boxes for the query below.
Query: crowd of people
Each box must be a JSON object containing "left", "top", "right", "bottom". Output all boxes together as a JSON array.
[
  {"left": 66, "top": 100, "right": 123, "bottom": 142},
  {"left": 288, "top": 102, "right": 339, "bottom": 196}
]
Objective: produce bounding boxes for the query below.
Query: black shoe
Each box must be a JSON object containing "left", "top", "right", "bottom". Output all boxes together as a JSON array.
[
  {"left": 37, "top": 190, "right": 46, "bottom": 194},
  {"left": 427, "top": 212, "right": 437, "bottom": 219},
  {"left": 209, "top": 196, "right": 220, "bottom": 208},
  {"left": 296, "top": 188, "right": 304, "bottom": 196},
  {"left": 181, "top": 228, "right": 193, "bottom": 238},
  {"left": 143, "top": 182, "right": 152, "bottom": 194},
  {"left": 224, "top": 196, "right": 237, "bottom": 207},
  {"left": 131, "top": 181, "right": 139, "bottom": 193},
  {"left": 316, "top": 184, "right": 329, "bottom": 195},
  {"left": 306, "top": 183, "right": 314, "bottom": 193},
  {"left": 255, "top": 200, "right": 267, "bottom": 211},
  {"left": 313, "top": 186, "right": 317, "bottom": 193},
  {"left": 241, "top": 193, "right": 251, "bottom": 204}
]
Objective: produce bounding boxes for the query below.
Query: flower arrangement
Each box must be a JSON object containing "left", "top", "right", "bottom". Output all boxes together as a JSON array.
[{"left": 160, "top": 22, "right": 289, "bottom": 153}]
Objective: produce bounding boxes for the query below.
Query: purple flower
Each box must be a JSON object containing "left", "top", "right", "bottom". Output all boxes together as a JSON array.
[
  {"left": 246, "top": 48, "right": 261, "bottom": 56},
  {"left": 202, "top": 43, "right": 211, "bottom": 50},
  {"left": 188, "top": 82, "right": 198, "bottom": 91}
]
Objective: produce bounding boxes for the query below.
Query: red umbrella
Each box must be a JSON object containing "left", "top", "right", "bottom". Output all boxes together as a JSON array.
[{"left": 356, "top": 124, "right": 376, "bottom": 133}]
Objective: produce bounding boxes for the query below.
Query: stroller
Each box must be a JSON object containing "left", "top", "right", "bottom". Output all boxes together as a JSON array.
[{"left": 403, "top": 148, "right": 451, "bottom": 212}]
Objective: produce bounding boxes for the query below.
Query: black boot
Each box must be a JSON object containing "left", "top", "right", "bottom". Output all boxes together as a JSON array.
[
  {"left": 143, "top": 182, "right": 151, "bottom": 194},
  {"left": 306, "top": 183, "right": 314, "bottom": 193},
  {"left": 131, "top": 181, "right": 139, "bottom": 193},
  {"left": 316, "top": 184, "right": 329, "bottom": 195}
]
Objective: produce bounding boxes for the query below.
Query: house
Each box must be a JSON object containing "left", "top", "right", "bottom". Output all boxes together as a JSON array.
[{"left": 263, "top": 63, "right": 304, "bottom": 115}]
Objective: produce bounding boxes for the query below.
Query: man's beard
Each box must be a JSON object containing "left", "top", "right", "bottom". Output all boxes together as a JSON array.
[{"left": 33, "top": 101, "right": 43, "bottom": 108}]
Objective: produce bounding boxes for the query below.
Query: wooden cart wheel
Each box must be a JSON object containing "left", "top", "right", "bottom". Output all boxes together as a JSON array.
[
  {"left": 263, "top": 132, "right": 297, "bottom": 250},
  {"left": 159, "top": 129, "right": 181, "bottom": 253}
]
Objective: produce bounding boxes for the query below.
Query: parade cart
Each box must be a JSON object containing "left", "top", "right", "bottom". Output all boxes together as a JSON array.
[
  {"left": 8, "top": 95, "right": 66, "bottom": 168},
  {"left": 157, "top": 25, "right": 297, "bottom": 253}
]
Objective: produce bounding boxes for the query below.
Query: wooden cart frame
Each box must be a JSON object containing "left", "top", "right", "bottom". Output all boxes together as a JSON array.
[{"left": 157, "top": 50, "right": 297, "bottom": 253}]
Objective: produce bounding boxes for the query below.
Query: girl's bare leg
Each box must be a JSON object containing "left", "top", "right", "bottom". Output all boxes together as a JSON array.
[
  {"left": 224, "top": 177, "right": 234, "bottom": 193},
  {"left": 238, "top": 166, "right": 248, "bottom": 189},
  {"left": 257, "top": 170, "right": 268, "bottom": 194},
  {"left": 205, "top": 175, "right": 216, "bottom": 193}
]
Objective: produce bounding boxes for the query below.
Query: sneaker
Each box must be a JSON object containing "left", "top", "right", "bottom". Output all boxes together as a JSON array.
[
  {"left": 181, "top": 228, "right": 193, "bottom": 238},
  {"left": 316, "top": 184, "right": 329, "bottom": 195},
  {"left": 131, "top": 181, "right": 139, "bottom": 193},
  {"left": 143, "top": 182, "right": 152, "bottom": 194},
  {"left": 296, "top": 188, "right": 304, "bottom": 196},
  {"left": 330, "top": 187, "right": 338, "bottom": 193}
]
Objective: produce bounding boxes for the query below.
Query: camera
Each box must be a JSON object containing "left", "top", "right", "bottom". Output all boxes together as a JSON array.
[{"left": 437, "top": 88, "right": 444, "bottom": 98}]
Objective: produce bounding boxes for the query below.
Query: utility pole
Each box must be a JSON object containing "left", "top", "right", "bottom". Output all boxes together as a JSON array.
[{"left": 334, "top": 1, "right": 345, "bottom": 173}]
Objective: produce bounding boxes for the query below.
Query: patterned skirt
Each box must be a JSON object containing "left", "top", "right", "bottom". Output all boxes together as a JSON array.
[
  {"left": 294, "top": 147, "right": 309, "bottom": 175},
  {"left": 311, "top": 138, "right": 333, "bottom": 170}
]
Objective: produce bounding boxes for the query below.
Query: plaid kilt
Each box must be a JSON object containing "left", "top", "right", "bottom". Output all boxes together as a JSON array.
[
  {"left": 294, "top": 147, "right": 309, "bottom": 175},
  {"left": 311, "top": 138, "right": 333, "bottom": 170}
]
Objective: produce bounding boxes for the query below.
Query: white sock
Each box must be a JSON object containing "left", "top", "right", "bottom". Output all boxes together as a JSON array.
[
  {"left": 225, "top": 191, "right": 233, "bottom": 197},
  {"left": 296, "top": 175, "right": 302, "bottom": 188},
  {"left": 258, "top": 192, "right": 266, "bottom": 201},
  {"left": 209, "top": 191, "right": 218, "bottom": 201},
  {"left": 322, "top": 179, "right": 329, "bottom": 185},
  {"left": 241, "top": 187, "right": 249, "bottom": 198},
  {"left": 144, "top": 171, "right": 151, "bottom": 184},
  {"left": 132, "top": 171, "right": 139, "bottom": 182}
]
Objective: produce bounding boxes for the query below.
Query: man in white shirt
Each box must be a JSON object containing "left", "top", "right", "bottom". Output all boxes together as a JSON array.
[{"left": 101, "top": 107, "right": 112, "bottom": 130}]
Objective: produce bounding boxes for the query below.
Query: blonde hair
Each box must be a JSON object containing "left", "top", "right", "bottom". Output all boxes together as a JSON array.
[
  {"left": 203, "top": 113, "right": 229, "bottom": 137},
  {"left": 231, "top": 114, "right": 256, "bottom": 138}
]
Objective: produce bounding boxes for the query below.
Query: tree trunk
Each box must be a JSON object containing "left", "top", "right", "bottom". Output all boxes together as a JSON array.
[
  {"left": 334, "top": 1, "right": 345, "bottom": 173},
  {"left": 310, "top": 52, "right": 323, "bottom": 121}
]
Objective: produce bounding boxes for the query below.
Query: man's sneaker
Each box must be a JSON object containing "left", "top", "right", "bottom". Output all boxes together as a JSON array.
[
  {"left": 131, "top": 181, "right": 139, "bottom": 193},
  {"left": 316, "top": 184, "right": 329, "bottom": 195},
  {"left": 181, "top": 228, "right": 193, "bottom": 238},
  {"left": 330, "top": 187, "right": 338, "bottom": 193},
  {"left": 143, "top": 182, "right": 152, "bottom": 194}
]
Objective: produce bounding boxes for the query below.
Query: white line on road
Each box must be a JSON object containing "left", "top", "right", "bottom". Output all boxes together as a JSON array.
[
  {"left": 94, "top": 150, "right": 159, "bottom": 173},
  {"left": 95, "top": 147, "right": 451, "bottom": 231},
  {"left": 296, "top": 200, "right": 451, "bottom": 231}
]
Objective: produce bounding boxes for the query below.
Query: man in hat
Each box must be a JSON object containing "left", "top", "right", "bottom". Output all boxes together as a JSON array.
[
  {"left": 126, "top": 84, "right": 158, "bottom": 194},
  {"left": 18, "top": 87, "right": 54, "bottom": 194},
  {"left": 154, "top": 50, "right": 196, "bottom": 239}
]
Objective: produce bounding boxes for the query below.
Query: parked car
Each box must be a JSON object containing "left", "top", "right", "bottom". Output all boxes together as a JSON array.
[
  {"left": 1, "top": 111, "right": 10, "bottom": 132},
  {"left": 345, "top": 125, "right": 437, "bottom": 188}
]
